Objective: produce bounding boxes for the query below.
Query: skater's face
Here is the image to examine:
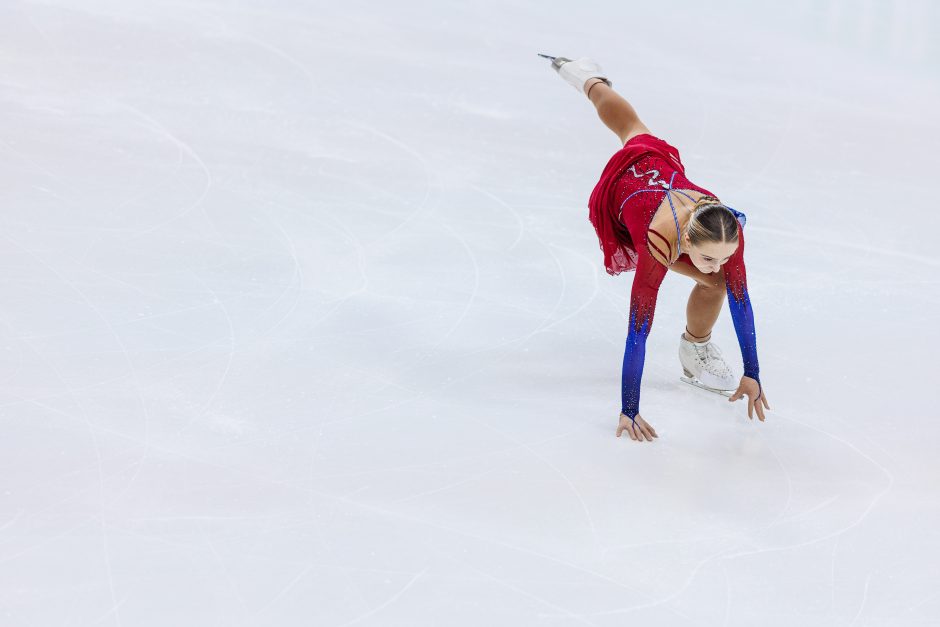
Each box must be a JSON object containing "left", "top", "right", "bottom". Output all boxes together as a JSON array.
[{"left": 686, "top": 239, "right": 738, "bottom": 274}]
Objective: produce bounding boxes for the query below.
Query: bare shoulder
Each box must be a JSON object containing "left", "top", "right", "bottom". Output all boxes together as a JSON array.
[{"left": 645, "top": 190, "right": 713, "bottom": 267}]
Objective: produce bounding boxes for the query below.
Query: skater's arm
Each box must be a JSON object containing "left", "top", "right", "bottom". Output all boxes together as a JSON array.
[
  {"left": 723, "top": 227, "right": 771, "bottom": 419},
  {"left": 723, "top": 227, "right": 760, "bottom": 383},
  {"left": 621, "top": 254, "right": 667, "bottom": 420}
]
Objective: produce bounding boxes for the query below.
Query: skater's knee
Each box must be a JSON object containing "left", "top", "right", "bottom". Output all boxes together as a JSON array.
[{"left": 695, "top": 270, "right": 726, "bottom": 291}]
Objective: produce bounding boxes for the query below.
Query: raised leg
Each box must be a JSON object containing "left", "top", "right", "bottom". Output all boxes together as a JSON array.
[{"left": 584, "top": 78, "right": 652, "bottom": 145}]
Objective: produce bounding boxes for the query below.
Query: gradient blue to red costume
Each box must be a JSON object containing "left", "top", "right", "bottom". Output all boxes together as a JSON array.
[
  {"left": 727, "top": 284, "right": 761, "bottom": 380},
  {"left": 722, "top": 226, "right": 761, "bottom": 386},
  {"left": 621, "top": 294, "right": 657, "bottom": 419},
  {"left": 588, "top": 134, "right": 763, "bottom": 423}
]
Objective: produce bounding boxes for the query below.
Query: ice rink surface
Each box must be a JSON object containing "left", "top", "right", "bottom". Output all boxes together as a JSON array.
[{"left": 1, "top": 0, "right": 938, "bottom": 624}]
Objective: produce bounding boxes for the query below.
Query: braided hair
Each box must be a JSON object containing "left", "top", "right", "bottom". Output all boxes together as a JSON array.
[{"left": 686, "top": 196, "right": 740, "bottom": 246}]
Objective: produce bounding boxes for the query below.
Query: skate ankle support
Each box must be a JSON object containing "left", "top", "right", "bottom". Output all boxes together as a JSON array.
[{"left": 586, "top": 78, "right": 611, "bottom": 99}]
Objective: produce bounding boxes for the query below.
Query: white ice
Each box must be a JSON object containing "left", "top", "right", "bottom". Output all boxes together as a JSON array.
[{"left": 1, "top": 0, "right": 938, "bottom": 625}]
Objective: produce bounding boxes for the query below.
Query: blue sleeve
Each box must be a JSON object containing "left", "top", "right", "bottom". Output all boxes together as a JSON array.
[
  {"left": 621, "top": 253, "right": 666, "bottom": 420},
  {"left": 724, "top": 227, "right": 760, "bottom": 383}
]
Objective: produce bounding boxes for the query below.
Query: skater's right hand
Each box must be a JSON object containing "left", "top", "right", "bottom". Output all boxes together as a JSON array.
[{"left": 617, "top": 413, "right": 658, "bottom": 442}]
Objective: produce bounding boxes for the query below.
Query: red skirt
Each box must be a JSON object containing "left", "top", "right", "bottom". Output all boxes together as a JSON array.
[{"left": 588, "top": 133, "right": 714, "bottom": 275}]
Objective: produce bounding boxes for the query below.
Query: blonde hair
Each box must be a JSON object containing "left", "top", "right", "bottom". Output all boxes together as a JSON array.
[{"left": 686, "top": 196, "right": 740, "bottom": 246}]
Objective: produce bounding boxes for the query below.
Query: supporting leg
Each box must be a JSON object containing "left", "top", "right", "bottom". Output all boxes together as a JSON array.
[
  {"left": 683, "top": 282, "right": 724, "bottom": 342},
  {"left": 585, "top": 78, "right": 652, "bottom": 145}
]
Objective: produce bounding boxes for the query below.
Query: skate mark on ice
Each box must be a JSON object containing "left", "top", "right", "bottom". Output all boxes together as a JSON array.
[
  {"left": 171, "top": 271, "right": 236, "bottom": 440},
  {"left": 116, "top": 102, "right": 214, "bottom": 237},
  {"left": 309, "top": 426, "right": 585, "bottom": 480},
  {"left": 848, "top": 570, "right": 874, "bottom": 626},
  {"left": 431, "top": 222, "right": 480, "bottom": 347},
  {"left": 248, "top": 564, "right": 314, "bottom": 620},
  {"left": 0, "top": 234, "right": 169, "bottom": 624},
  {"left": 348, "top": 122, "right": 436, "bottom": 242},
  {"left": 749, "top": 224, "right": 940, "bottom": 267},
  {"left": 547, "top": 544, "right": 735, "bottom": 619},
  {"left": 460, "top": 559, "right": 603, "bottom": 627},
  {"left": 198, "top": 521, "right": 252, "bottom": 616},
  {"left": 469, "top": 183, "right": 526, "bottom": 250},
  {"left": 718, "top": 408, "right": 894, "bottom": 560},
  {"left": 334, "top": 568, "right": 429, "bottom": 627},
  {"left": 254, "top": 216, "right": 305, "bottom": 337},
  {"left": 392, "top": 468, "right": 500, "bottom": 504},
  {"left": 322, "top": 490, "right": 695, "bottom": 624}
]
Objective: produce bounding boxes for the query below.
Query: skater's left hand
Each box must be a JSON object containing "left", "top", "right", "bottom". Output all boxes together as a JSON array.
[{"left": 728, "top": 376, "right": 770, "bottom": 421}]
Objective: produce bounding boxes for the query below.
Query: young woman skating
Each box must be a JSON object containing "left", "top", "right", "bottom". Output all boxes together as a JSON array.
[{"left": 543, "top": 55, "right": 771, "bottom": 443}]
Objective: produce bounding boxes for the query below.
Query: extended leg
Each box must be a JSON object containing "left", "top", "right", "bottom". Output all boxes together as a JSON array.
[{"left": 585, "top": 78, "right": 652, "bottom": 145}]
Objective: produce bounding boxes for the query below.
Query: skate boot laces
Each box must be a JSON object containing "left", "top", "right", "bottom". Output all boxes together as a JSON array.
[{"left": 696, "top": 342, "right": 732, "bottom": 377}]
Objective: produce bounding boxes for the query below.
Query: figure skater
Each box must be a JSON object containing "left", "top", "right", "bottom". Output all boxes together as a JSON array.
[{"left": 542, "top": 55, "right": 771, "bottom": 443}]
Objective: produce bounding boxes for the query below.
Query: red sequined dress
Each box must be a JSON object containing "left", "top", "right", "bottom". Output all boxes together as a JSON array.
[{"left": 587, "top": 134, "right": 760, "bottom": 421}]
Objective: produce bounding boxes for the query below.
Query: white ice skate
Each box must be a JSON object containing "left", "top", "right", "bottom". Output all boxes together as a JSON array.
[
  {"left": 678, "top": 333, "right": 737, "bottom": 398},
  {"left": 538, "top": 53, "right": 611, "bottom": 94}
]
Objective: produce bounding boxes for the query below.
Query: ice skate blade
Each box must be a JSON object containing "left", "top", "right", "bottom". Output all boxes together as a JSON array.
[
  {"left": 680, "top": 375, "right": 734, "bottom": 398},
  {"left": 537, "top": 52, "right": 571, "bottom": 71}
]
